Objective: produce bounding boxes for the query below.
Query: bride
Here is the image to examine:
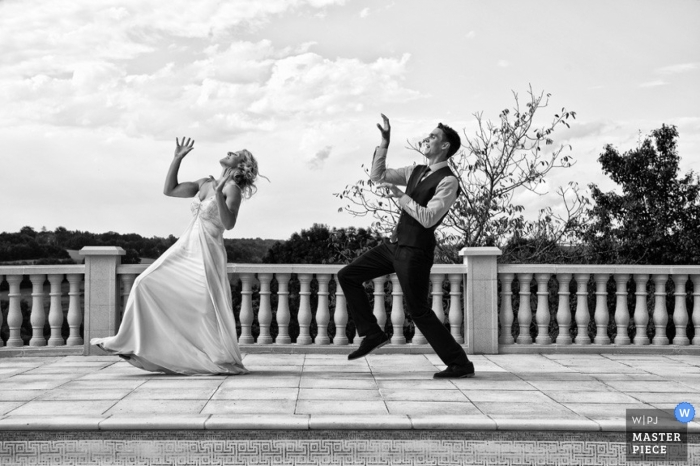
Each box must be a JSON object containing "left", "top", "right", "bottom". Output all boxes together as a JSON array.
[{"left": 91, "top": 137, "right": 260, "bottom": 375}]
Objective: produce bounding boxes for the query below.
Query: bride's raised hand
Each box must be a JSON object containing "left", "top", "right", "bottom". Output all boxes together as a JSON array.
[
  {"left": 212, "top": 168, "right": 234, "bottom": 194},
  {"left": 174, "top": 137, "right": 195, "bottom": 159}
]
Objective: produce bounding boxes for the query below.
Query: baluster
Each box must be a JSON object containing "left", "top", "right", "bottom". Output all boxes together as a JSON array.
[
  {"left": 555, "top": 273, "right": 572, "bottom": 345},
  {"left": 120, "top": 274, "right": 136, "bottom": 315},
  {"left": 238, "top": 273, "right": 255, "bottom": 344},
  {"left": 353, "top": 329, "right": 362, "bottom": 346},
  {"left": 0, "top": 276, "right": 3, "bottom": 347},
  {"left": 333, "top": 274, "right": 349, "bottom": 345},
  {"left": 412, "top": 322, "right": 426, "bottom": 344},
  {"left": 672, "top": 274, "right": 689, "bottom": 345},
  {"left": 516, "top": 273, "right": 533, "bottom": 344},
  {"left": 47, "top": 274, "right": 65, "bottom": 346},
  {"left": 499, "top": 273, "right": 515, "bottom": 345},
  {"left": 573, "top": 273, "right": 591, "bottom": 345},
  {"left": 593, "top": 273, "right": 611, "bottom": 345},
  {"left": 613, "top": 274, "right": 631, "bottom": 345},
  {"left": 66, "top": 274, "right": 84, "bottom": 345},
  {"left": 6, "top": 275, "right": 23, "bottom": 347},
  {"left": 275, "top": 273, "right": 292, "bottom": 344},
  {"left": 315, "top": 274, "right": 331, "bottom": 345},
  {"left": 692, "top": 275, "right": 700, "bottom": 346},
  {"left": 534, "top": 273, "right": 551, "bottom": 344},
  {"left": 390, "top": 274, "right": 405, "bottom": 344},
  {"left": 29, "top": 274, "right": 47, "bottom": 346},
  {"left": 372, "top": 276, "right": 388, "bottom": 332},
  {"left": 297, "top": 273, "right": 313, "bottom": 345},
  {"left": 448, "top": 273, "right": 464, "bottom": 344},
  {"left": 652, "top": 274, "right": 669, "bottom": 345},
  {"left": 430, "top": 273, "right": 446, "bottom": 324},
  {"left": 633, "top": 274, "right": 650, "bottom": 345},
  {"left": 419, "top": 274, "right": 444, "bottom": 345},
  {"left": 257, "top": 273, "right": 273, "bottom": 344}
]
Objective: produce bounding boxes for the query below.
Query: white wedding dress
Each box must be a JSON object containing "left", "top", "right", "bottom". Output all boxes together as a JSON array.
[{"left": 91, "top": 194, "right": 248, "bottom": 375}]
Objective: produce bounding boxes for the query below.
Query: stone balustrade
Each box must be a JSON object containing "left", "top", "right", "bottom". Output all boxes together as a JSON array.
[
  {"left": 115, "top": 263, "right": 468, "bottom": 352},
  {"left": 1, "top": 248, "right": 699, "bottom": 356},
  {"left": 0, "top": 264, "right": 85, "bottom": 350},
  {"left": 498, "top": 265, "right": 700, "bottom": 350}
]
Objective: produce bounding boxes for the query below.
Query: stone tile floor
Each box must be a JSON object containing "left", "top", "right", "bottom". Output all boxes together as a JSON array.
[{"left": 0, "top": 352, "right": 699, "bottom": 431}]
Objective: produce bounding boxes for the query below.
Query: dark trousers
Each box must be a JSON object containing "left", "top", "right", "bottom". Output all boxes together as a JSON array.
[{"left": 337, "top": 241, "right": 469, "bottom": 367}]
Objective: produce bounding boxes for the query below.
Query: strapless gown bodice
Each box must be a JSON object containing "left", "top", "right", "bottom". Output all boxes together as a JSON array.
[{"left": 191, "top": 196, "right": 225, "bottom": 233}]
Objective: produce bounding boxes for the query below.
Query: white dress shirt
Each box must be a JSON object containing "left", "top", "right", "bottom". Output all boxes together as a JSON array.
[{"left": 370, "top": 147, "right": 459, "bottom": 228}]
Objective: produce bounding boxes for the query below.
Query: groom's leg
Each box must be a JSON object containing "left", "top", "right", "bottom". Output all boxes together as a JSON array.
[
  {"left": 337, "top": 242, "right": 395, "bottom": 337},
  {"left": 393, "top": 246, "right": 470, "bottom": 367}
]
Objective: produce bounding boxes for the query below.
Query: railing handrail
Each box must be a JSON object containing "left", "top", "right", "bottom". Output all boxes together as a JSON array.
[
  {"left": 5, "top": 263, "right": 698, "bottom": 275},
  {"left": 117, "top": 263, "right": 468, "bottom": 275},
  {"left": 0, "top": 265, "right": 85, "bottom": 275},
  {"left": 498, "top": 264, "right": 700, "bottom": 275}
]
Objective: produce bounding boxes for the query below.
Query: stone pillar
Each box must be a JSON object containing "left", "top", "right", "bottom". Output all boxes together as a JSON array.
[
  {"left": 459, "top": 247, "right": 502, "bottom": 354},
  {"left": 80, "top": 246, "right": 125, "bottom": 355}
]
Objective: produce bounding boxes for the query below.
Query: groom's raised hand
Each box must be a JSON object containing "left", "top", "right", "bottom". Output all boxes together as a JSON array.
[{"left": 376, "top": 113, "right": 391, "bottom": 148}]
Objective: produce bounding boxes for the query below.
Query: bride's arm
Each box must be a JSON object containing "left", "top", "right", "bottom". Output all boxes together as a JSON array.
[
  {"left": 163, "top": 137, "right": 204, "bottom": 197},
  {"left": 212, "top": 169, "right": 242, "bottom": 230}
]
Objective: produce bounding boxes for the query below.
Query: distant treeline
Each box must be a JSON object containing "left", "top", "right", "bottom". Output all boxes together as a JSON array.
[{"left": 0, "top": 226, "right": 279, "bottom": 265}]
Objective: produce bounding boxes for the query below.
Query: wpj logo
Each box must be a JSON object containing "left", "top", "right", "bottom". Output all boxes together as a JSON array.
[
  {"left": 626, "top": 407, "right": 689, "bottom": 462},
  {"left": 630, "top": 414, "right": 659, "bottom": 425}
]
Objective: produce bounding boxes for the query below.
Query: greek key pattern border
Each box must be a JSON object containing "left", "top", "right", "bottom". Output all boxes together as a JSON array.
[{"left": 0, "top": 431, "right": 697, "bottom": 466}]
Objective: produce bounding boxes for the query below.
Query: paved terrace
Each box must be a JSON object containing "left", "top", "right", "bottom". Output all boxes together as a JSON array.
[{"left": 0, "top": 352, "right": 699, "bottom": 431}]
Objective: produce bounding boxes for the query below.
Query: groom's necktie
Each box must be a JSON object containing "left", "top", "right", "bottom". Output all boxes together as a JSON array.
[
  {"left": 418, "top": 165, "right": 431, "bottom": 183},
  {"left": 389, "top": 165, "right": 431, "bottom": 243}
]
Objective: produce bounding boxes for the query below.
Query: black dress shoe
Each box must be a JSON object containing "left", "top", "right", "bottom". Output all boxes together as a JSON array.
[
  {"left": 348, "top": 332, "right": 390, "bottom": 360},
  {"left": 433, "top": 362, "right": 475, "bottom": 379}
]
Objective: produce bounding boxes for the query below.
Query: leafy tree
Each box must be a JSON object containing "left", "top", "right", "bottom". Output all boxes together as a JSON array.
[
  {"left": 263, "top": 223, "right": 383, "bottom": 264},
  {"left": 500, "top": 233, "right": 587, "bottom": 264},
  {"left": 19, "top": 226, "right": 37, "bottom": 238},
  {"left": 0, "top": 227, "right": 275, "bottom": 265},
  {"left": 225, "top": 238, "right": 278, "bottom": 263},
  {"left": 263, "top": 224, "right": 332, "bottom": 264},
  {"left": 0, "top": 227, "right": 71, "bottom": 263},
  {"left": 336, "top": 86, "right": 587, "bottom": 263},
  {"left": 584, "top": 124, "right": 700, "bottom": 264}
]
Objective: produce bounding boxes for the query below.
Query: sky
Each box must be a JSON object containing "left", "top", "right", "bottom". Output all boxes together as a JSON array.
[{"left": 1, "top": 0, "right": 699, "bottom": 241}]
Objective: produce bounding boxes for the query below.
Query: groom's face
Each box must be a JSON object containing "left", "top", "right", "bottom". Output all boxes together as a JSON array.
[{"left": 420, "top": 128, "right": 448, "bottom": 158}]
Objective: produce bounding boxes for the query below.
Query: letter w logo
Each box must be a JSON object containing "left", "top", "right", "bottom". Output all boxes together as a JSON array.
[{"left": 679, "top": 409, "right": 691, "bottom": 417}]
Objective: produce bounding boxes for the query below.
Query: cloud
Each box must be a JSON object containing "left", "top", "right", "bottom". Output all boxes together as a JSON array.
[
  {"left": 656, "top": 63, "right": 699, "bottom": 75},
  {"left": 307, "top": 145, "right": 333, "bottom": 169},
  {"left": 465, "top": 31, "right": 476, "bottom": 39},
  {"left": 307, "top": 0, "right": 348, "bottom": 7},
  {"left": 359, "top": 7, "right": 370, "bottom": 18},
  {"left": 639, "top": 80, "right": 667, "bottom": 88},
  {"left": 0, "top": 0, "right": 422, "bottom": 141},
  {"left": 248, "top": 52, "right": 420, "bottom": 118},
  {"left": 0, "top": 0, "right": 346, "bottom": 72},
  {"left": 497, "top": 60, "right": 509, "bottom": 68},
  {"left": 559, "top": 120, "right": 611, "bottom": 142}
]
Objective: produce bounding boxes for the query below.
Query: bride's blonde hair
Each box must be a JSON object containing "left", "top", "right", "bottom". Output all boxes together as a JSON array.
[{"left": 230, "top": 149, "right": 261, "bottom": 199}]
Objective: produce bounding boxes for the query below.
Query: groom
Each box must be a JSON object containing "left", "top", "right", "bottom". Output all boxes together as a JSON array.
[{"left": 337, "top": 114, "right": 474, "bottom": 379}]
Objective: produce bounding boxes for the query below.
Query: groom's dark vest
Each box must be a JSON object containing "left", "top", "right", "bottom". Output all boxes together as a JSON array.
[{"left": 395, "top": 164, "right": 461, "bottom": 251}]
